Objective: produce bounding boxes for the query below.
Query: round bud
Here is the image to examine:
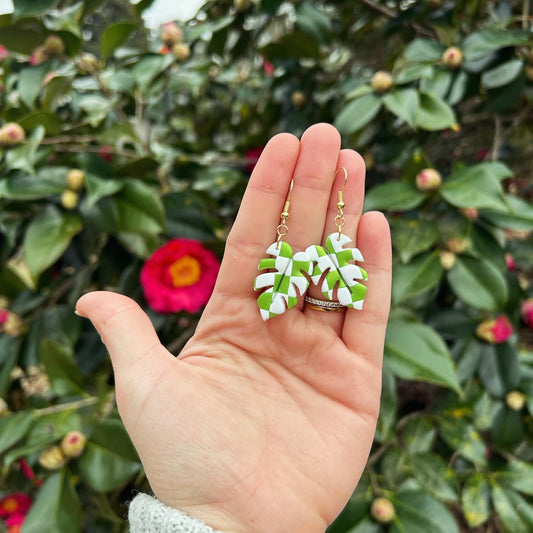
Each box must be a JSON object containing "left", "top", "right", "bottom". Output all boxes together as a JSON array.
[
  {"left": 439, "top": 251, "right": 456, "bottom": 271},
  {"left": 445, "top": 237, "right": 469, "bottom": 254},
  {"left": 60, "top": 190, "right": 79, "bottom": 210},
  {"left": 415, "top": 168, "right": 442, "bottom": 191},
  {"left": 173, "top": 43, "right": 191, "bottom": 61},
  {"left": 371, "top": 498, "right": 396, "bottom": 524},
  {"left": 29, "top": 46, "right": 49, "bottom": 66},
  {"left": 0, "top": 123, "right": 26, "bottom": 147},
  {"left": 0, "top": 296, "right": 10, "bottom": 308},
  {"left": 0, "top": 397, "right": 9, "bottom": 416},
  {"left": 2, "top": 312, "right": 24, "bottom": 337},
  {"left": 66, "top": 169, "right": 85, "bottom": 191},
  {"left": 291, "top": 90, "right": 306, "bottom": 107},
  {"left": 60, "top": 431, "right": 87, "bottom": 458},
  {"left": 78, "top": 53, "right": 99, "bottom": 75},
  {"left": 38, "top": 446, "right": 66, "bottom": 470},
  {"left": 43, "top": 35, "right": 65, "bottom": 56},
  {"left": 234, "top": 0, "right": 252, "bottom": 10},
  {"left": 525, "top": 65, "right": 533, "bottom": 82},
  {"left": 521, "top": 298, "right": 533, "bottom": 328},
  {"left": 161, "top": 22, "right": 183, "bottom": 46},
  {"left": 461, "top": 207, "right": 478, "bottom": 220},
  {"left": 371, "top": 71, "right": 393, "bottom": 93},
  {"left": 441, "top": 47, "right": 463, "bottom": 69},
  {"left": 505, "top": 390, "right": 526, "bottom": 411}
]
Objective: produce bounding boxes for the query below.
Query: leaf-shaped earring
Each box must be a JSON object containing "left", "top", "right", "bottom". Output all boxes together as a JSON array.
[
  {"left": 305, "top": 168, "right": 368, "bottom": 310},
  {"left": 254, "top": 180, "right": 312, "bottom": 321}
]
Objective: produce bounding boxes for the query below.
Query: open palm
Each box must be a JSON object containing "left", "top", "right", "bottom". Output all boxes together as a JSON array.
[{"left": 77, "top": 124, "right": 392, "bottom": 533}]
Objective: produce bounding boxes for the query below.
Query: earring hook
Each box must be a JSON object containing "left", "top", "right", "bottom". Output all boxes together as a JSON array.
[{"left": 335, "top": 167, "right": 348, "bottom": 191}]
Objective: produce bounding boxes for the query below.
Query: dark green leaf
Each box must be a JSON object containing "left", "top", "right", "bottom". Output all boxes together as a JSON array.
[
  {"left": 462, "top": 30, "right": 531, "bottom": 62},
  {"left": 438, "top": 417, "right": 487, "bottom": 466},
  {"left": 260, "top": 30, "right": 320, "bottom": 59},
  {"left": 0, "top": 412, "right": 34, "bottom": 454},
  {"left": 420, "top": 70, "right": 453, "bottom": 100},
  {"left": 24, "top": 206, "right": 83, "bottom": 283},
  {"left": 479, "top": 344, "right": 520, "bottom": 398},
  {"left": 391, "top": 490, "right": 459, "bottom": 533},
  {"left": 492, "top": 483, "right": 533, "bottom": 533},
  {"left": 84, "top": 174, "right": 124, "bottom": 209},
  {"left": 447, "top": 256, "right": 508, "bottom": 310},
  {"left": 498, "top": 459, "right": 533, "bottom": 496},
  {"left": 295, "top": 2, "right": 331, "bottom": 43},
  {"left": 401, "top": 416, "right": 436, "bottom": 453},
  {"left": 364, "top": 182, "right": 425, "bottom": 212},
  {"left": 78, "top": 419, "right": 140, "bottom": 491},
  {"left": 447, "top": 71, "right": 468, "bottom": 105},
  {"left": 385, "top": 319, "right": 461, "bottom": 393},
  {"left": 481, "top": 59, "right": 524, "bottom": 89},
  {"left": 163, "top": 192, "right": 215, "bottom": 240},
  {"left": 335, "top": 94, "right": 383, "bottom": 135},
  {"left": 403, "top": 39, "right": 444, "bottom": 61},
  {"left": 392, "top": 251, "right": 443, "bottom": 304},
  {"left": 0, "top": 167, "right": 68, "bottom": 200},
  {"left": 13, "top": 0, "right": 57, "bottom": 20},
  {"left": 415, "top": 92, "right": 456, "bottom": 131},
  {"left": 481, "top": 195, "right": 533, "bottom": 230},
  {"left": 5, "top": 125, "right": 45, "bottom": 174},
  {"left": 22, "top": 469, "right": 82, "bottom": 533},
  {"left": 101, "top": 22, "right": 137, "bottom": 60},
  {"left": 383, "top": 88, "right": 419, "bottom": 128},
  {"left": 392, "top": 218, "right": 439, "bottom": 263},
  {"left": 43, "top": 3, "right": 84, "bottom": 37},
  {"left": 40, "top": 339, "right": 84, "bottom": 396},
  {"left": 18, "top": 65, "right": 48, "bottom": 109},
  {"left": 375, "top": 370, "right": 396, "bottom": 442},
  {"left": 407, "top": 453, "right": 458, "bottom": 501}
]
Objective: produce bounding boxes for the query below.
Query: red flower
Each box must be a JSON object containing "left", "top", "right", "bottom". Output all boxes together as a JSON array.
[
  {"left": 505, "top": 253, "right": 516, "bottom": 272},
  {"left": 97, "top": 145, "right": 113, "bottom": 163},
  {"left": 476, "top": 315, "right": 513, "bottom": 344},
  {"left": 141, "top": 239, "right": 220, "bottom": 313},
  {"left": 0, "top": 494, "right": 31, "bottom": 519},
  {"left": 522, "top": 298, "right": 533, "bottom": 328},
  {"left": 5, "top": 513, "right": 26, "bottom": 533},
  {"left": 0, "top": 309, "right": 8, "bottom": 324},
  {"left": 263, "top": 58, "right": 274, "bottom": 75},
  {"left": 0, "top": 46, "right": 9, "bottom": 61},
  {"left": 18, "top": 459, "right": 35, "bottom": 481}
]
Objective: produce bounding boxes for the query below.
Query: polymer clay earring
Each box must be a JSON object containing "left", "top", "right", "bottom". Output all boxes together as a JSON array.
[
  {"left": 305, "top": 168, "right": 368, "bottom": 310},
  {"left": 254, "top": 180, "right": 312, "bottom": 321}
]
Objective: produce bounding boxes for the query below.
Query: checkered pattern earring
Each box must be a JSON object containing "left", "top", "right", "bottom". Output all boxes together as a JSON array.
[
  {"left": 254, "top": 180, "right": 312, "bottom": 321},
  {"left": 305, "top": 168, "right": 368, "bottom": 310}
]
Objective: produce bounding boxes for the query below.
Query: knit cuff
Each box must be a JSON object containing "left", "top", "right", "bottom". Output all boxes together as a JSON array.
[{"left": 128, "top": 493, "right": 225, "bottom": 533}]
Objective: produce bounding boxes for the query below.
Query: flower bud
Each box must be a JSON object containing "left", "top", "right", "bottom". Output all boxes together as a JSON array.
[
  {"left": 415, "top": 168, "right": 442, "bottom": 191},
  {"left": 161, "top": 22, "right": 183, "bottom": 46},
  {"left": 0, "top": 397, "right": 9, "bottom": 416},
  {"left": 0, "top": 123, "right": 26, "bottom": 147},
  {"left": 78, "top": 53, "right": 99, "bottom": 74},
  {"left": 506, "top": 390, "right": 526, "bottom": 411},
  {"left": 173, "top": 43, "right": 191, "bottom": 61},
  {"left": 371, "top": 497, "right": 396, "bottom": 524},
  {"left": 43, "top": 35, "right": 65, "bottom": 56},
  {"left": 66, "top": 169, "right": 85, "bottom": 191},
  {"left": 371, "top": 71, "right": 393, "bottom": 93},
  {"left": 234, "top": 0, "right": 252, "bottom": 10},
  {"left": 525, "top": 65, "right": 533, "bottom": 82},
  {"left": 476, "top": 316, "right": 513, "bottom": 344},
  {"left": 291, "top": 90, "right": 306, "bottom": 107},
  {"left": 60, "top": 431, "right": 87, "bottom": 458},
  {"left": 441, "top": 46, "right": 463, "bottom": 69},
  {"left": 38, "top": 446, "right": 66, "bottom": 470},
  {"left": 505, "top": 253, "right": 516, "bottom": 272},
  {"left": 461, "top": 207, "right": 478, "bottom": 220},
  {"left": 29, "top": 46, "right": 48, "bottom": 66},
  {"left": 2, "top": 312, "right": 24, "bottom": 337},
  {"left": 0, "top": 296, "right": 9, "bottom": 308},
  {"left": 521, "top": 298, "right": 533, "bottom": 328},
  {"left": 439, "top": 251, "right": 456, "bottom": 270},
  {"left": 445, "top": 237, "right": 469, "bottom": 254},
  {"left": 0, "top": 45, "right": 9, "bottom": 61},
  {"left": 60, "top": 189, "right": 79, "bottom": 210}
]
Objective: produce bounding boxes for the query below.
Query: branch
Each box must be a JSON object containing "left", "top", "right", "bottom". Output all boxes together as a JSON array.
[{"left": 359, "top": 0, "right": 397, "bottom": 18}]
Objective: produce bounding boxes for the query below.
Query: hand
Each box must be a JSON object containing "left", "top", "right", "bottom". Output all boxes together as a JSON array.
[{"left": 76, "top": 123, "right": 392, "bottom": 533}]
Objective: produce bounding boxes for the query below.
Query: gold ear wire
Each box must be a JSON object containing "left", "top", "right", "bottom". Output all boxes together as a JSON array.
[
  {"left": 334, "top": 168, "right": 348, "bottom": 240},
  {"left": 276, "top": 179, "right": 294, "bottom": 249}
]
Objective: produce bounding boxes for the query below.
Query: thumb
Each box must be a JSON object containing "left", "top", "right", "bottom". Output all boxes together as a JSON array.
[{"left": 76, "top": 291, "right": 175, "bottom": 388}]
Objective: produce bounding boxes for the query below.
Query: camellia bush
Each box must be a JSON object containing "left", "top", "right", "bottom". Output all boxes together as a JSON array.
[{"left": 0, "top": 0, "right": 532, "bottom": 531}]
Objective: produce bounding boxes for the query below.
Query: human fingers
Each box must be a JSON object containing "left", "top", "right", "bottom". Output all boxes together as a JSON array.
[
  {"left": 303, "top": 149, "right": 366, "bottom": 334},
  {"left": 76, "top": 291, "right": 176, "bottom": 403},
  {"left": 213, "top": 133, "right": 300, "bottom": 297},
  {"left": 342, "top": 212, "right": 392, "bottom": 367}
]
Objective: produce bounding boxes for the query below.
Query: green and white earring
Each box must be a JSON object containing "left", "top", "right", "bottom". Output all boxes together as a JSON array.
[
  {"left": 305, "top": 167, "right": 368, "bottom": 311},
  {"left": 254, "top": 180, "right": 312, "bottom": 321}
]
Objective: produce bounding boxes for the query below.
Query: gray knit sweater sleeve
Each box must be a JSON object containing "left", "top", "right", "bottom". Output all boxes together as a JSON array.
[{"left": 128, "top": 493, "right": 225, "bottom": 533}]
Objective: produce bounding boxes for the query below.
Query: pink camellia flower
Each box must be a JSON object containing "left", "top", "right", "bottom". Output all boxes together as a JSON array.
[
  {"left": 476, "top": 315, "right": 513, "bottom": 343},
  {"left": 522, "top": 298, "right": 533, "bottom": 328},
  {"left": 505, "top": 253, "right": 516, "bottom": 272},
  {"left": 141, "top": 239, "right": 220, "bottom": 313},
  {"left": 18, "top": 459, "right": 35, "bottom": 481},
  {"left": 263, "top": 58, "right": 274, "bottom": 75},
  {"left": 0, "top": 46, "right": 9, "bottom": 60},
  {"left": 5, "top": 512, "right": 26, "bottom": 533},
  {"left": 0, "top": 493, "right": 32, "bottom": 519}
]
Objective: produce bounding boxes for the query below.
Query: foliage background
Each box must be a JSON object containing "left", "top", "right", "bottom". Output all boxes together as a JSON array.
[{"left": 0, "top": 0, "right": 533, "bottom": 531}]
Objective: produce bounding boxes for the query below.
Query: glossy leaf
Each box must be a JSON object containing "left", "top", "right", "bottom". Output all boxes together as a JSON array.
[
  {"left": 40, "top": 339, "right": 85, "bottom": 396},
  {"left": 100, "top": 22, "right": 137, "bottom": 60},
  {"left": 385, "top": 319, "right": 461, "bottom": 393},
  {"left": 392, "top": 251, "right": 442, "bottom": 303},
  {"left": 462, "top": 475, "right": 491, "bottom": 528},
  {"left": 415, "top": 92, "right": 456, "bottom": 131},
  {"left": 462, "top": 30, "right": 531, "bottom": 62},
  {"left": 438, "top": 417, "right": 487, "bottom": 467},
  {"left": 335, "top": 94, "right": 383, "bottom": 135},
  {"left": 481, "top": 59, "right": 524, "bottom": 89},
  {"left": 478, "top": 344, "right": 520, "bottom": 398},
  {"left": 492, "top": 483, "right": 533, "bottom": 533},
  {"left": 383, "top": 88, "right": 418, "bottom": 128},
  {"left": 407, "top": 452, "right": 458, "bottom": 501},
  {"left": 364, "top": 182, "right": 425, "bottom": 212},
  {"left": 0, "top": 412, "right": 34, "bottom": 455}
]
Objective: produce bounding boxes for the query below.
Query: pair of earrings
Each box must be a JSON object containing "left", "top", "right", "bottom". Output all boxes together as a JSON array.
[{"left": 254, "top": 168, "right": 368, "bottom": 321}]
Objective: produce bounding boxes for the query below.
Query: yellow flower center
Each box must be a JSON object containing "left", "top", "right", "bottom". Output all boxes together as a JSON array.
[
  {"left": 1, "top": 498, "right": 18, "bottom": 513},
  {"left": 168, "top": 256, "right": 201, "bottom": 288}
]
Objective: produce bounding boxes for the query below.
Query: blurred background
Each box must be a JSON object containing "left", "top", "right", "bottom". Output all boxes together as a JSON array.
[{"left": 0, "top": 0, "right": 532, "bottom": 531}]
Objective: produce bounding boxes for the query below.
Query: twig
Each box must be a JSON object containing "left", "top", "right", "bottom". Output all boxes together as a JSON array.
[
  {"left": 491, "top": 115, "right": 502, "bottom": 161},
  {"left": 359, "top": 0, "right": 397, "bottom": 18},
  {"left": 50, "top": 144, "right": 138, "bottom": 158},
  {"left": 41, "top": 135, "right": 98, "bottom": 145},
  {"left": 523, "top": 0, "right": 531, "bottom": 29},
  {"left": 35, "top": 397, "right": 98, "bottom": 415}
]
